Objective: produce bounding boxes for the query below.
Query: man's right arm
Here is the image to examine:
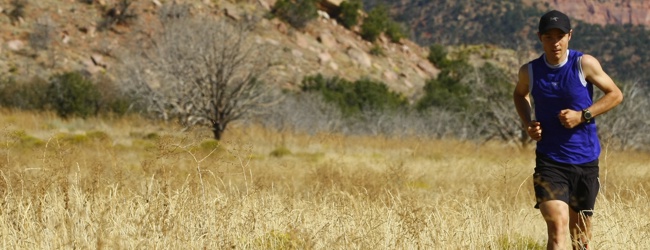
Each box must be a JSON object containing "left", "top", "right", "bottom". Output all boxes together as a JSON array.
[
  {"left": 513, "top": 64, "right": 532, "bottom": 126},
  {"left": 513, "top": 64, "right": 542, "bottom": 141}
]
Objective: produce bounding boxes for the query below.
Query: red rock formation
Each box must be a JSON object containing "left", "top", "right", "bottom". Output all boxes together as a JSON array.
[{"left": 545, "top": 0, "right": 650, "bottom": 26}]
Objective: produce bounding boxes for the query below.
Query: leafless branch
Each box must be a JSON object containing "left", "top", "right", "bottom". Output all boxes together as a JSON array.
[{"left": 121, "top": 10, "right": 278, "bottom": 140}]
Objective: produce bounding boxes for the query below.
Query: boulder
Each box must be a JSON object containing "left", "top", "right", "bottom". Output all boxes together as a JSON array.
[
  {"left": 317, "top": 10, "right": 330, "bottom": 20},
  {"left": 320, "top": 0, "right": 343, "bottom": 9},
  {"left": 329, "top": 61, "right": 339, "bottom": 71},
  {"left": 325, "top": 0, "right": 343, "bottom": 6},
  {"left": 261, "top": 0, "right": 277, "bottom": 10},
  {"left": 383, "top": 70, "right": 398, "bottom": 81},
  {"left": 274, "top": 19, "right": 288, "bottom": 34},
  {"left": 346, "top": 48, "right": 371, "bottom": 68},
  {"left": 7, "top": 40, "right": 24, "bottom": 51},
  {"left": 258, "top": 0, "right": 271, "bottom": 10},
  {"left": 319, "top": 0, "right": 344, "bottom": 16},
  {"left": 336, "top": 36, "right": 358, "bottom": 49},
  {"left": 62, "top": 35, "right": 71, "bottom": 45},
  {"left": 265, "top": 38, "right": 280, "bottom": 46},
  {"left": 291, "top": 49, "right": 303, "bottom": 58},
  {"left": 403, "top": 80, "right": 413, "bottom": 88},
  {"left": 401, "top": 45, "right": 410, "bottom": 54},
  {"left": 224, "top": 6, "right": 241, "bottom": 21},
  {"left": 318, "top": 52, "right": 332, "bottom": 64},
  {"left": 84, "top": 59, "right": 104, "bottom": 74},
  {"left": 294, "top": 32, "right": 310, "bottom": 49},
  {"left": 317, "top": 32, "right": 337, "bottom": 49},
  {"left": 91, "top": 54, "right": 106, "bottom": 68},
  {"left": 417, "top": 60, "right": 439, "bottom": 77}
]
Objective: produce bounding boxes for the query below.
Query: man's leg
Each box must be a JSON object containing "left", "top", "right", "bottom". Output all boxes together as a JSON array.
[
  {"left": 569, "top": 209, "right": 592, "bottom": 250},
  {"left": 569, "top": 162, "right": 599, "bottom": 250},
  {"left": 539, "top": 200, "right": 570, "bottom": 250}
]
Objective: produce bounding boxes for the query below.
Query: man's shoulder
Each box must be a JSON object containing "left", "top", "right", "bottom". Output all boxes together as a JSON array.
[
  {"left": 570, "top": 50, "right": 599, "bottom": 60},
  {"left": 579, "top": 54, "right": 597, "bottom": 62},
  {"left": 518, "top": 63, "right": 530, "bottom": 76},
  {"left": 528, "top": 54, "right": 546, "bottom": 64},
  {"left": 579, "top": 54, "right": 603, "bottom": 75},
  {"left": 569, "top": 49, "right": 589, "bottom": 60}
]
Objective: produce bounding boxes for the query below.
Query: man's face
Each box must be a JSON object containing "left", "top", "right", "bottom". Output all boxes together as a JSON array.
[{"left": 538, "top": 28, "right": 572, "bottom": 64}]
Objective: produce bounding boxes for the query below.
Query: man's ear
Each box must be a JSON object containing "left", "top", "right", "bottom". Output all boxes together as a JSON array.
[
  {"left": 537, "top": 32, "right": 542, "bottom": 42},
  {"left": 568, "top": 29, "right": 573, "bottom": 40}
]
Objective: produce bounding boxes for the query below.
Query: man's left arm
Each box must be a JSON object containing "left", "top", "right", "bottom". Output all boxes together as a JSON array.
[{"left": 581, "top": 54, "right": 624, "bottom": 118}]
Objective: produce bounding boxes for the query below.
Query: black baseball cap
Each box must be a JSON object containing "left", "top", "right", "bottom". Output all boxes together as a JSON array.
[{"left": 538, "top": 10, "right": 571, "bottom": 34}]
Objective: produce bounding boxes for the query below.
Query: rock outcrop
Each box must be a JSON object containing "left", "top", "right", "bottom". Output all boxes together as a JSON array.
[{"left": 544, "top": 0, "right": 650, "bottom": 26}]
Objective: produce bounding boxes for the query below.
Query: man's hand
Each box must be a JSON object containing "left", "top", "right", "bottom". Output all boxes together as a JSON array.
[
  {"left": 527, "top": 120, "right": 542, "bottom": 141},
  {"left": 558, "top": 109, "right": 583, "bottom": 129}
]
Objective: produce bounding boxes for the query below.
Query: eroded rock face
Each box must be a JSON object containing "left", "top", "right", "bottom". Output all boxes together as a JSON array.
[{"left": 545, "top": 0, "right": 650, "bottom": 26}]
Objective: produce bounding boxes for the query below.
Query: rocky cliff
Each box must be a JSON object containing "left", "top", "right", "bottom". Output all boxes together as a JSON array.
[{"left": 538, "top": 0, "right": 650, "bottom": 26}]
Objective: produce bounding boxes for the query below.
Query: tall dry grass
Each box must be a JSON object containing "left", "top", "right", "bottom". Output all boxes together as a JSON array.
[{"left": 0, "top": 109, "right": 648, "bottom": 249}]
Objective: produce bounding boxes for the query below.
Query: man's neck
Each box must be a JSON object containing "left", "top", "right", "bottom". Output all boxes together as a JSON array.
[{"left": 544, "top": 50, "right": 570, "bottom": 68}]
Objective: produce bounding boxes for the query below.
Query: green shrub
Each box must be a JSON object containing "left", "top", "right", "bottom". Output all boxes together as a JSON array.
[
  {"left": 86, "top": 130, "right": 112, "bottom": 142},
  {"left": 143, "top": 133, "right": 160, "bottom": 140},
  {"left": 338, "top": 0, "right": 362, "bottom": 29},
  {"left": 255, "top": 230, "right": 306, "bottom": 249},
  {"left": 497, "top": 234, "right": 544, "bottom": 250},
  {"left": 0, "top": 74, "right": 134, "bottom": 116},
  {"left": 55, "top": 133, "right": 90, "bottom": 145},
  {"left": 9, "top": 130, "right": 44, "bottom": 148},
  {"left": 46, "top": 72, "right": 100, "bottom": 118},
  {"left": 270, "top": 146, "right": 292, "bottom": 158},
  {"left": 94, "top": 74, "right": 135, "bottom": 116},
  {"left": 427, "top": 44, "right": 451, "bottom": 68},
  {"left": 416, "top": 60, "right": 472, "bottom": 112},
  {"left": 360, "top": 6, "right": 388, "bottom": 42},
  {"left": 369, "top": 45, "right": 385, "bottom": 56},
  {"left": 301, "top": 74, "right": 408, "bottom": 116},
  {"left": 0, "top": 76, "right": 49, "bottom": 110},
  {"left": 199, "top": 139, "right": 220, "bottom": 150},
  {"left": 385, "top": 20, "right": 405, "bottom": 43},
  {"left": 360, "top": 5, "right": 406, "bottom": 43},
  {"left": 272, "top": 0, "right": 318, "bottom": 29}
]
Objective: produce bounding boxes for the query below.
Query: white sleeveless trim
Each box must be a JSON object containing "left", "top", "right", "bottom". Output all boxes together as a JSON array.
[
  {"left": 578, "top": 56, "right": 588, "bottom": 87},
  {"left": 528, "top": 63, "right": 534, "bottom": 94}
]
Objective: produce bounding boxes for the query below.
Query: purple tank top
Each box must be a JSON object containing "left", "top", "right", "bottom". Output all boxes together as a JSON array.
[{"left": 529, "top": 49, "right": 600, "bottom": 164}]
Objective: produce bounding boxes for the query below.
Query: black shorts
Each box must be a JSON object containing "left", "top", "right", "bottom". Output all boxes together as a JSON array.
[{"left": 533, "top": 153, "right": 600, "bottom": 216}]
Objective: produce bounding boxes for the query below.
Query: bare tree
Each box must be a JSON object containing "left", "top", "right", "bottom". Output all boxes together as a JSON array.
[
  {"left": 597, "top": 80, "right": 650, "bottom": 150},
  {"left": 97, "top": 0, "right": 138, "bottom": 32},
  {"left": 122, "top": 9, "right": 277, "bottom": 140},
  {"left": 29, "top": 16, "right": 56, "bottom": 51},
  {"left": 458, "top": 63, "right": 523, "bottom": 145},
  {"left": 258, "top": 93, "right": 344, "bottom": 135}
]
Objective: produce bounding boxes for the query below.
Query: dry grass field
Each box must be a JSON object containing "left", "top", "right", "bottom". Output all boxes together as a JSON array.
[{"left": 1, "top": 109, "right": 649, "bottom": 249}]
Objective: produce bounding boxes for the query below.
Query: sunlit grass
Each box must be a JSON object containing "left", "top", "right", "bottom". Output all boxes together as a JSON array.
[{"left": 0, "top": 109, "right": 648, "bottom": 249}]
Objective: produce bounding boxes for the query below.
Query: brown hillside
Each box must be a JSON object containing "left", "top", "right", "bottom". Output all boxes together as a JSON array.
[{"left": 0, "top": 0, "right": 451, "bottom": 99}]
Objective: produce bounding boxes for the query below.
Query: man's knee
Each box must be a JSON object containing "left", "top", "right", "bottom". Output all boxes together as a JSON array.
[{"left": 540, "top": 200, "right": 570, "bottom": 232}]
